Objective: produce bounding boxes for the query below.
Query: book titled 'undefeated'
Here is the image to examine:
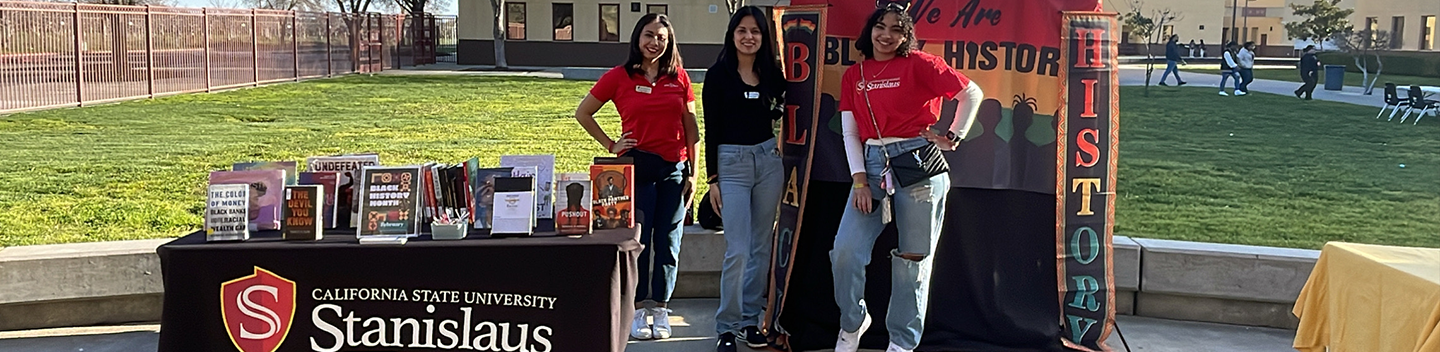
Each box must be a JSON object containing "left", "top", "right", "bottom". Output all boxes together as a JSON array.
[
  {"left": 206, "top": 184, "right": 250, "bottom": 242},
  {"left": 491, "top": 176, "right": 535, "bottom": 236},
  {"left": 283, "top": 185, "right": 324, "bottom": 240},
  {"left": 356, "top": 166, "right": 422, "bottom": 238}
]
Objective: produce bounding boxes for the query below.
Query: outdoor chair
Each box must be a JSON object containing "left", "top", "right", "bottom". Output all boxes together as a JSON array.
[
  {"left": 1379, "top": 83, "right": 1410, "bottom": 121},
  {"left": 1399, "top": 85, "right": 1439, "bottom": 125}
]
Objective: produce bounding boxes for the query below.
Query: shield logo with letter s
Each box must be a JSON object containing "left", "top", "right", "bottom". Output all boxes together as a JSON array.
[{"left": 221, "top": 267, "right": 297, "bottom": 352}]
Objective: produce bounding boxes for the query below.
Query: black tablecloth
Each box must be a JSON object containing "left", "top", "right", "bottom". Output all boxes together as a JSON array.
[{"left": 156, "top": 223, "right": 640, "bottom": 352}]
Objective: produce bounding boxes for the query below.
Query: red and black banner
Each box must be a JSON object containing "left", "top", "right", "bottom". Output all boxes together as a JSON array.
[
  {"left": 763, "top": 5, "right": 826, "bottom": 345},
  {"left": 1057, "top": 12, "right": 1119, "bottom": 351}
]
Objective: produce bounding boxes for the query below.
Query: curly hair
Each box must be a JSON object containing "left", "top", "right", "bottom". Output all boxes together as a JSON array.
[{"left": 856, "top": 3, "right": 918, "bottom": 59}]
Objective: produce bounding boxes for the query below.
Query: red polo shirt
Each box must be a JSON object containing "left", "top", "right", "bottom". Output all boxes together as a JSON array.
[
  {"left": 589, "top": 66, "right": 695, "bottom": 162},
  {"left": 838, "top": 51, "right": 971, "bottom": 141}
]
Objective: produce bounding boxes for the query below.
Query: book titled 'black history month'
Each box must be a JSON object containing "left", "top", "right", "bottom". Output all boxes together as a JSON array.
[
  {"left": 306, "top": 154, "right": 380, "bottom": 228},
  {"left": 356, "top": 165, "right": 422, "bottom": 238},
  {"left": 205, "top": 184, "right": 249, "bottom": 242},
  {"left": 283, "top": 185, "right": 324, "bottom": 240}
]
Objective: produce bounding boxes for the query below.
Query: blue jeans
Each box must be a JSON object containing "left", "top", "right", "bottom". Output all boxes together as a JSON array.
[
  {"left": 714, "top": 138, "right": 784, "bottom": 335},
  {"left": 1219, "top": 70, "right": 1241, "bottom": 91},
  {"left": 1239, "top": 68, "right": 1254, "bottom": 92},
  {"left": 831, "top": 137, "right": 951, "bottom": 350},
  {"left": 629, "top": 151, "right": 687, "bottom": 304},
  {"left": 1159, "top": 60, "right": 1182, "bottom": 84}
]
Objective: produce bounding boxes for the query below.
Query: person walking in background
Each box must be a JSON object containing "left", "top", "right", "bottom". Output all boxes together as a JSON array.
[
  {"left": 1159, "top": 34, "right": 1188, "bottom": 86},
  {"left": 573, "top": 12, "right": 699, "bottom": 342},
  {"left": 1295, "top": 45, "right": 1319, "bottom": 100},
  {"left": 1237, "top": 41, "right": 1256, "bottom": 95},
  {"left": 1187, "top": 39, "right": 1198, "bottom": 58},
  {"left": 831, "top": 4, "right": 982, "bottom": 352},
  {"left": 703, "top": 6, "right": 786, "bottom": 352},
  {"left": 1218, "top": 42, "right": 1242, "bottom": 96}
]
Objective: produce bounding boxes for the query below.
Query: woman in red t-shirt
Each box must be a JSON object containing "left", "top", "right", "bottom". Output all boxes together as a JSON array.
[
  {"left": 829, "top": 4, "right": 984, "bottom": 352},
  {"left": 573, "top": 12, "right": 699, "bottom": 342}
]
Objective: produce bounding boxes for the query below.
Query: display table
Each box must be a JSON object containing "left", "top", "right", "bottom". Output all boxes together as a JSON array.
[
  {"left": 156, "top": 223, "right": 640, "bottom": 352},
  {"left": 1292, "top": 242, "right": 1440, "bottom": 352}
]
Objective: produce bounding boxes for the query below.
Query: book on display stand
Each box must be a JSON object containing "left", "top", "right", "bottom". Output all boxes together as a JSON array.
[{"left": 356, "top": 165, "right": 423, "bottom": 245}]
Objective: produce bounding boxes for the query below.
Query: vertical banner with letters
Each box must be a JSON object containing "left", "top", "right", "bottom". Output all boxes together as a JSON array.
[
  {"left": 763, "top": 5, "right": 826, "bottom": 344},
  {"left": 1057, "top": 12, "right": 1119, "bottom": 352}
]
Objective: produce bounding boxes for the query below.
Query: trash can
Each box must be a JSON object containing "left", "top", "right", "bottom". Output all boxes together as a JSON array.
[{"left": 1324, "top": 65, "right": 1346, "bottom": 91}]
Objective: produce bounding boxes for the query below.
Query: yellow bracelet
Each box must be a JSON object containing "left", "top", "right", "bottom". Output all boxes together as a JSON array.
[{"left": 853, "top": 183, "right": 868, "bottom": 189}]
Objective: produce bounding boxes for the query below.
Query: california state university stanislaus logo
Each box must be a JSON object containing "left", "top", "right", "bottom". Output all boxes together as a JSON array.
[{"left": 221, "top": 267, "right": 297, "bottom": 352}]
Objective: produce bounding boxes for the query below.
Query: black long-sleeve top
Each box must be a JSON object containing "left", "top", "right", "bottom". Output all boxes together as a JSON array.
[{"left": 702, "top": 60, "right": 786, "bottom": 183}]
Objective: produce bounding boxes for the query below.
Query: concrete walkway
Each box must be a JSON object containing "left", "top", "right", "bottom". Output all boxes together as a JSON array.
[
  {"left": 1119, "top": 64, "right": 1392, "bottom": 108},
  {"left": 0, "top": 299, "right": 1297, "bottom": 352},
  {"left": 387, "top": 62, "right": 1402, "bottom": 110}
]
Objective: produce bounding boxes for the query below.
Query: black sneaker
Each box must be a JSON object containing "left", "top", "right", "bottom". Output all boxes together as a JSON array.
[
  {"left": 741, "top": 326, "right": 767, "bottom": 348},
  {"left": 716, "top": 332, "right": 738, "bottom": 352},
  {"left": 1159, "top": 82, "right": 1169, "bottom": 86},
  {"left": 1178, "top": 81, "right": 1188, "bottom": 86}
]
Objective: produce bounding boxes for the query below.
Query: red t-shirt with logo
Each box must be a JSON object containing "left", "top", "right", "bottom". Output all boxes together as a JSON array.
[
  {"left": 589, "top": 66, "right": 695, "bottom": 162},
  {"left": 838, "top": 51, "right": 971, "bottom": 141}
]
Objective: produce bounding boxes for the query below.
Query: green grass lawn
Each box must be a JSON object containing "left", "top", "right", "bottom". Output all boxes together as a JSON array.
[
  {"left": 1178, "top": 66, "right": 1440, "bottom": 89},
  {"left": 1, "top": 76, "right": 1437, "bottom": 249}
]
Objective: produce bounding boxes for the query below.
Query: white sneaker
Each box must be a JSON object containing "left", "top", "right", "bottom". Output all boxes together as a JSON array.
[
  {"left": 1236, "top": 90, "right": 1248, "bottom": 96},
  {"left": 630, "top": 308, "right": 652, "bottom": 340},
  {"left": 650, "top": 307, "right": 673, "bottom": 339},
  {"left": 834, "top": 313, "right": 872, "bottom": 352},
  {"left": 1218, "top": 91, "right": 1229, "bottom": 96},
  {"left": 886, "top": 342, "right": 914, "bottom": 352}
]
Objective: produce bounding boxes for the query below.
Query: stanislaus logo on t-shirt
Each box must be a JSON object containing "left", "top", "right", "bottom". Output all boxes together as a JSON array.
[{"left": 861, "top": 78, "right": 902, "bottom": 91}]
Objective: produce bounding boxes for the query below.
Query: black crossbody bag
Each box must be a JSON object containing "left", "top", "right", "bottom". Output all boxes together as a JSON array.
[{"left": 859, "top": 62, "right": 950, "bottom": 189}]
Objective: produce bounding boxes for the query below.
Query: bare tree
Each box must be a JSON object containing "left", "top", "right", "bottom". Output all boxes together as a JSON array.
[
  {"left": 245, "top": 0, "right": 326, "bottom": 11},
  {"left": 1333, "top": 29, "right": 1390, "bottom": 95},
  {"left": 208, "top": 0, "right": 244, "bottom": 8},
  {"left": 1121, "top": 0, "right": 1181, "bottom": 97},
  {"left": 491, "top": 0, "right": 507, "bottom": 69}
]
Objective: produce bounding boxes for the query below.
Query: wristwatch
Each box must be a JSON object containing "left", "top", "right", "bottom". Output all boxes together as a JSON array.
[{"left": 945, "top": 131, "right": 963, "bottom": 144}]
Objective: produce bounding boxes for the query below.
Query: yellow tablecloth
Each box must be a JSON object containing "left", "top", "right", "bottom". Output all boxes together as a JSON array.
[{"left": 1293, "top": 242, "right": 1440, "bottom": 352}]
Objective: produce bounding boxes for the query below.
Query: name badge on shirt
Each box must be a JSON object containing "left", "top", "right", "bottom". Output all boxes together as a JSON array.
[
  {"left": 635, "top": 85, "right": 653, "bottom": 94},
  {"left": 744, "top": 91, "right": 760, "bottom": 99}
]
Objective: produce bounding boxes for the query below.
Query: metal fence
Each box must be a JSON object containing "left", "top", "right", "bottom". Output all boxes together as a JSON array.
[{"left": 0, "top": 1, "right": 438, "bottom": 113}]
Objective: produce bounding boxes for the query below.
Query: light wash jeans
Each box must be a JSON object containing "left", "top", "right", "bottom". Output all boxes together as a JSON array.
[
  {"left": 1159, "top": 60, "right": 1182, "bottom": 84},
  {"left": 831, "top": 137, "right": 951, "bottom": 350},
  {"left": 713, "top": 138, "right": 784, "bottom": 335},
  {"left": 1219, "top": 70, "right": 1241, "bottom": 92}
]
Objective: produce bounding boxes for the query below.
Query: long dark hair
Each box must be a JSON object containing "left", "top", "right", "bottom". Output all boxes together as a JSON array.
[
  {"left": 625, "top": 13, "right": 683, "bottom": 79},
  {"left": 717, "top": 6, "right": 783, "bottom": 83},
  {"left": 856, "top": 3, "right": 917, "bottom": 59}
]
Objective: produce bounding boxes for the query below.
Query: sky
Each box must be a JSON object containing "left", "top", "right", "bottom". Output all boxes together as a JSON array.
[{"left": 169, "top": 0, "right": 459, "bottom": 16}]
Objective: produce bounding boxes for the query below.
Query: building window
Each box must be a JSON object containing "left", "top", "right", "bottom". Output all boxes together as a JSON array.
[
  {"left": 1366, "top": 17, "right": 1378, "bottom": 40},
  {"left": 600, "top": 4, "right": 620, "bottom": 42},
  {"left": 506, "top": 2, "right": 526, "bottom": 40},
  {"left": 553, "top": 3, "right": 573, "bottom": 41},
  {"left": 647, "top": 4, "right": 667, "bottom": 15},
  {"left": 1392, "top": 16, "right": 1405, "bottom": 49},
  {"left": 1162, "top": 25, "right": 1173, "bottom": 39},
  {"left": 1423, "top": 16, "right": 1435, "bottom": 50},
  {"left": 1251, "top": 27, "right": 1258, "bottom": 42}
]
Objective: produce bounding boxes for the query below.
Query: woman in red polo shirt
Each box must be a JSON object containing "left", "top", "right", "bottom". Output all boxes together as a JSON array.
[
  {"left": 573, "top": 12, "right": 699, "bottom": 342},
  {"left": 830, "top": 4, "right": 983, "bottom": 352}
]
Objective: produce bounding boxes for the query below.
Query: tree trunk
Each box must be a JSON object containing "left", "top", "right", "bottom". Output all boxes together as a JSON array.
[
  {"left": 1366, "top": 52, "right": 1383, "bottom": 95},
  {"left": 1143, "top": 43, "right": 1155, "bottom": 97},
  {"left": 491, "top": 0, "right": 508, "bottom": 69},
  {"left": 1354, "top": 56, "right": 1368, "bottom": 94}
]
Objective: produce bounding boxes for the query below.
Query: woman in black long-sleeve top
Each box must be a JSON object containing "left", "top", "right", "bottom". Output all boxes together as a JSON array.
[{"left": 703, "top": 5, "right": 786, "bottom": 351}]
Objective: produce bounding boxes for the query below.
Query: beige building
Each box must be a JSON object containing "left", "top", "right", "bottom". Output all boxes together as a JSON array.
[
  {"left": 457, "top": 0, "right": 784, "bottom": 66},
  {"left": 1105, "top": 0, "right": 1435, "bottom": 53}
]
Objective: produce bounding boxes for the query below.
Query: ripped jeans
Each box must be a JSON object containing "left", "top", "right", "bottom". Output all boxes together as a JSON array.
[{"left": 831, "top": 137, "right": 951, "bottom": 350}]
